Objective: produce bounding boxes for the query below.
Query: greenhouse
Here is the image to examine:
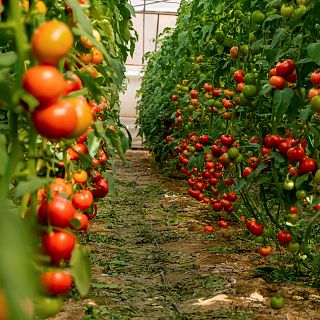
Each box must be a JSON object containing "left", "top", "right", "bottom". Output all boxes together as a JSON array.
[{"left": 0, "top": 0, "right": 320, "bottom": 319}]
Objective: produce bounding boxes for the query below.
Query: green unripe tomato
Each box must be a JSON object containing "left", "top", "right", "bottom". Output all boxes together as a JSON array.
[
  {"left": 283, "top": 179, "right": 295, "bottom": 191},
  {"left": 293, "top": 5, "right": 307, "bottom": 17},
  {"left": 242, "top": 85, "right": 258, "bottom": 98},
  {"left": 270, "top": 0, "right": 282, "bottom": 9},
  {"left": 240, "top": 44, "right": 249, "bottom": 55},
  {"left": 249, "top": 32, "right": 256, "bottom": 43},
  {"left": 287, "top": 242, "right": 300, "bottom": 254},
  {"left": 262, "top": 228, "right": 272, "bottom": 237},
  {"left": 255, "top": 236, "right": 264, "bottom": 244},
  {"left": 270, "top": 296, "right": 285, "bottom": 310},
  {"left": 228, "top": 147, "right": 240, "bottom": 159},
  {"left": 314, "top": 169, "right": 320, "bottom": 184},
  {"left": 251, "top": 10, "right": 265, "bottom": 25},
  {"left": 296, "top": 189, "right": 306, "bottom": 200},
  {"left": 280, "top": 4, "right": 294, "bottom": 18},
  {"left": 234, "top": 153, "right": 244, "bottom": 164}
]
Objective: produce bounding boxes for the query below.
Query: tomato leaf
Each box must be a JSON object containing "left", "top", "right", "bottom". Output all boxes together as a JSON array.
[
  {"left": 295, "top": 174, "right": 310, "bottom": 190},
  {"left": 70, "top": 245, "right": 91, "bottom": 297},
  {"left": 65, "top": 0, "right": 92, "bottom": 34},
  {"left": 87, "top": 130, "right": 101, "bottom": 158},
  {"left": 270, "top": 152, "right": 285, "bottom": 163},
  {"left": 307, "top": 42, "right": 320, "bottom": 65},
  {"left": 15, "top": 176, "right": 51, "bottom": 198},
  {"left": 273, "top": 88, "right": 293, "bottom": 121}
]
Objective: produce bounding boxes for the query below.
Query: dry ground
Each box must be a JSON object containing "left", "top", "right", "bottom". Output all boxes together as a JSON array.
[{"left": 52, "top": 150, "right": 320, "bottom": 320}]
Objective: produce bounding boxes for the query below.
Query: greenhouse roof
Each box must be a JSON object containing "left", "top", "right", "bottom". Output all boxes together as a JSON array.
[{"left": 131, "top": 0, "right": 180, "bottom": 13}]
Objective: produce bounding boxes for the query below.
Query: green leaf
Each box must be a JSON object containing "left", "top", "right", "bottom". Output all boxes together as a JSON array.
[
  {"left": 0, "top": 51, "right": 18, "bottom": 67},
  {"left": 70, "top": 245, "right": 91, "bottom": 297},
  {"left": 273, "top": 88, "right": 293, "bottom": 120},
  {"left": 178, "top": 31, "right": 189, "bottom": 48},
  {"left": 65, "top": 0, "right": 92, "bottom": 33},
  {"left": 307, "top": 42, "right": 320, "bottom": 65},
  {"left": 0, "top": 134, "right": 8, "bottom": 176},
  {"left": 104, "top": 172, "right": 114, "bottom": 194},
  {"left": 295, "top": 174, "right": 309, "bottom": 190},
  {"left": 87, "top": 130, "right": 101, "bottom": 158},
  {"left": 15, "top": 176, "right": 51, "bottom": 198},
  {"left": 234, "top": 179, "right": 246, "bottom": 192},
  {"left": 270, "top": 152, "right": 285, "bottom": 163}
]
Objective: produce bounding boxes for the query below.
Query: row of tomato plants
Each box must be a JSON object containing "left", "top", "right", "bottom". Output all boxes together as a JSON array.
[
  {"left": 0, "top": 0, "right": 136, "bottom": 319},
  {"left": 138, "top": 0, "right": 320, "bottom": 283}
]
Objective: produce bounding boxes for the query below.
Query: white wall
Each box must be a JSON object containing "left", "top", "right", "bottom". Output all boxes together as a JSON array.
[{"left": 120, "top": 7, "right": 178, "bottom": 148}]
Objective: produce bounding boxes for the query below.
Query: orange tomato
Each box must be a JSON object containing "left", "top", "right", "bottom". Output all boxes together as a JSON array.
[
  {"left": 91, "top": 47, "right": 104, "bottom": 65},
  {"left": 23, "top": 66, "right": 66, "bottom": 105},
  {"left": 77, "top": 52, "right": 93, "bottom": 64},
  {"left": 73, "top": 170, "right": 88, "bottom": 184},
  {"left": 68, "top": 96, "right": 93, "bottom": 138},
  {"left": 32, "top": 21, "right": 73, "bottom": 65},
  {"left": 80, "top": 29, "right": 101, "bottom": 48},
  {"left": 0, "top": 290, "right": 8, "bottom": 320},
  {"left": 79, "top": 64, "right": 99, "bottom": 79}
]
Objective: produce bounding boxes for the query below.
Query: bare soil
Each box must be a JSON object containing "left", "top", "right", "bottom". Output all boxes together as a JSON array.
[{"left": 52, "top": 150, "right": 320, "bottom": 320}]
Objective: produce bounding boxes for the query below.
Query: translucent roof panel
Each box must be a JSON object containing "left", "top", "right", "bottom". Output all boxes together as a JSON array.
[{"left": 131, "top": 0, "right": 181, "bottom": 13}]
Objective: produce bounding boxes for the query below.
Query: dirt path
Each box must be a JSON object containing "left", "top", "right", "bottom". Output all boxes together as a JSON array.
[{"left": 53, "top": 150, "right": 320, "bottom": 320}]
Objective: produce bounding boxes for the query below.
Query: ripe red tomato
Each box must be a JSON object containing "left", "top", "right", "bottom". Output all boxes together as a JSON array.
[
  {"left": 259, "top": 245, "right": 271, "bottom": 257},
  {"left": 72, "top": 190, "right": 93, "bottom": 211},
  {"left": 171, "top": 94, "right": 178, "bottom": 101},
  {"left": 298, "top": 157, "right": 317, "bottom": 175},
  {"left": 38, "top": 195, "right": 75, "bottom": 228},
  {"left": 212, "top": 202, "right": 223, "bottom": 212},
  {"left": 23, "top": 66, "right": 66, "bottom": 105},
  {"left": 204, "top": 225, "right": 214, "bottom": 232},
  {"left": 270, "top": 76, "right": 286, "bottom": 90},
  {"left": 236, "top": 82, "right": 245, "bottom": 93},
  {"left": 278, "top": 140, "right": 291, "bottom": 156},
  {"left": 68, "top": 143, "right": 89, "bottom": 161},
  {"left": 64, "top": 73, "right": 82, "bottom": 94},
  {"left": 233, "top": 70, "right": 244, "bottom": 83},
  {"left": 199, "top": 134, "right": 210, "bottom": 145},
  {"left": 87, "top": 203, "right": 98, "bottom": 220},
  {"left": 290, "top": 206, "right": 298, "bottom": 214},
  {"left": 41, "top": 270, "right": 73, "bottom": 295},
  {"left": 311, "top": 71, "right": 320, "bottom": 86},
  {"left": 276, "top": 60, "right": 295, "bottom": 76},
  {"left": 287, "top": 146, "right": 305, "bottom": 162},
  {"left": 32, "top": 98, "right": 78, "bottom": 140},
  {"left": 277, "top": 230, "right": 292, "bottom": 245},
  {"left": 246, "top": 220, "right": 264, "bottom": 236},
  {"left": 91, "top": 178, "right": 109, "bottom": 198},
  {"left": 220, "top": 134, "right": 234, "bottom": 146},
  {"left": 72, "top": 212, "right": 89, "bottom": 231},
  {"left": 248, "top": 156, "right": 260, "bottom": 169},
  {"left": 32, "top": 21, "right": 73, "bottom": 65},
  {"left": 190, "top": 90, "right": 198, "bottom": 99},
  {"left": 228, "top": 192, "right": 238, "bottom": 202},
  {"left": 218, "top": 220, "right": 228, "bottom": 228},
  {"left": 243, "top": 167, "right": 254, "bottom": 178},
  {"left": 284, "top": 70, "right": 297, "bottom": 83},
  {"left": 43, "top": 230, "right": 76, "bottom": 265}
]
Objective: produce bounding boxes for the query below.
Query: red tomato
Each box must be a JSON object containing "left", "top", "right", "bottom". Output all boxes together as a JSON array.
[
  {"left": 72, "top": 212, "right": 89, "bottom": 231},
  {"left": 43, "top": 231, "right": 76, "bottom": 265},
  {"left": 233, "top": 70, "right": 245, "bottom": 83},
  {"left": 243, "top": 167, "right": 254, "bottom": 178},
  {"left": 287, "top": 146, "right": 305, "bottom": 162},
  {"left": 32, "top": 98, "right": 78, "bottom": 140},
  {"left": 270, "top": 76, "right": 286, "bottom": 90},
  {"left": 64, "top": 73, "right": 82, "bottom": 94},
  {"left": 276, "top": 60, "right": 295, "bottom": 76},
  {"left": 171, "top": 94, "right": 178, "bottom": 101},
  {"left": 204, "top": 225, "right": 214, "bottom": 232},
  {"left": 248, "top": 156, "right": 260, "bottom": 169},
  {"left": 218, "top": 220, "right": 228, "bottom": 228},
  {"left": 90, "top": 170, "right": 102, "bottom": 183},
  {"left": 23, "top": 66, "right": 66, "bottom": 105},
  {"left": 228, "top": 192, "right": 238, "bottom": 202},
  {"left": 220, "top": 134, "right": 234, "bottom": 146},
  {"left": 67, "top": 143, "right": 89, "bottom": 161},
  {"left": 41, "top": 270, "right": 73, "bottom": 295},
  {"left": 230, "top": 46, "right": 238, "bottom": 58},
  {"left": 246, "top": 220, "right": 264, "bottom": 236},
  {"left": 72, "top": 190, "right": 93, "bottom": 211},
  {"left": 37, "top": 195, "right": 75, "bottom": 228},
  {"left": 311, "top": 71, "right": 320, "bottom": 86},
  {"left": 277, "top": 230, "right": 292, "bottom": 245},
  {"left": 203, "top": 83, "right": 213, "bottom": 92},
  {"left": 190, "top": 90, "right": 198, "bottom": 99},
  {"left": 87, "top": 203, "right": 98, "bottom": 220},
  {"left": 91, "top": 178, "right": 109, "bottom": 198},
  {"left": 32, "top": 21, "right": 73, "bottom": 65},
  {"left": 298, "top": 157, "right": 317, "bottom": 175}
]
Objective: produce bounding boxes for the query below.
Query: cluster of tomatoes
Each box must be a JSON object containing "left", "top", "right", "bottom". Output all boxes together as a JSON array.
[
  {"left": 23, "top": 20, "right": 93, "bottom": 140},
  {"left": 269, "top": 59, "right": 297, "bottom": 90}
]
